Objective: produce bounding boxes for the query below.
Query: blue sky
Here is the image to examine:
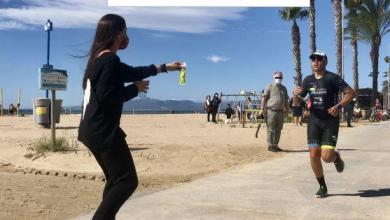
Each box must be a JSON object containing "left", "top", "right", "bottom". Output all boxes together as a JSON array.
[{"left": 0, "top": 0, "right": 389, "bottom": 108}]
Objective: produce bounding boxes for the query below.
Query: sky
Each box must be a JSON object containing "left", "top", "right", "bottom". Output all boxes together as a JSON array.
[{"left": 0, "top": 0, "right": 389, "bottom": 108}]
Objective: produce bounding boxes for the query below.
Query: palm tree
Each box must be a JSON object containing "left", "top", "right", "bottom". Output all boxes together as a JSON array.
[
  {"left": 310, "top": 0, "right": 317, "bottom": 54},
  {"left": 347, "top": 0, "right": 390, "bottom": 105},
  {"left": 332, "top": 0, "right": 343, "bottom": 78},
  {"left": 279, "top": 8, "right": 309, "bottom": 86},
  {"left": 344, "top": 0, "right": 363, "bottom": 103}
]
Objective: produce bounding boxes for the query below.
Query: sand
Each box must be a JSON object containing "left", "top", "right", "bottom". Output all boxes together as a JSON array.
[{"left": 0, "top": 113, "right": 362, "bottom": 220}]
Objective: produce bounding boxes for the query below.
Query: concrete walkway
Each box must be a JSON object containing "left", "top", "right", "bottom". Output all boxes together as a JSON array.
[{"left": 74, "top": 122, "right": 390, "bottom": 220}]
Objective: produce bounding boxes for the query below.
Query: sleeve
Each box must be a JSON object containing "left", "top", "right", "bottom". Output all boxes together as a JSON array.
[
  {"left": 119, "top": 62, "right": 158, "bottom": 82},
  {"left": 284, "top": 87, "right": 289, "bottom": 110},
  {"left": 263, "top": 85, "right": 270, "bottom": 97},
  {"left": 95, "top": 59, "right": 139, "bottom": 105},
  {"left": 334, "top": 74, "right": 350, "bottom": 92}
]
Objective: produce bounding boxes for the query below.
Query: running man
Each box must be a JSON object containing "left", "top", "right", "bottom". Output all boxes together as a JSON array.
[{"left": 294, "top": 50, "right": 355, "bottom": 198}]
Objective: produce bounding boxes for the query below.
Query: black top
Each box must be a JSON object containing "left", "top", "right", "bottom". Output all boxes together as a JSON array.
[
  {"left": 78, "top": 52, "right": 159, "bottom": 149},
  {"left": 300, "top": 71, "right": 350, "bottom": 120}
]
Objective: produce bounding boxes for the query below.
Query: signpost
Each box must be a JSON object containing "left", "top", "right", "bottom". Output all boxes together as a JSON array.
[{"left": 39, "top": 67, "right": 68, "bottom": 146}]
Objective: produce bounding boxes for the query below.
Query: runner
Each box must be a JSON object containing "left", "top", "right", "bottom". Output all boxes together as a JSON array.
[{"left": 294, "top": 50, "right": 355, "bottom": 198}]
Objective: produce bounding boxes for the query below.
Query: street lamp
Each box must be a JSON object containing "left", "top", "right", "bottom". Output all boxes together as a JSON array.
[
  {"left": 44, "top": 19, "right": 53, "bottom": 98},
  {"left": 385, "top": 56, "right": 390, "bottom": 111}
]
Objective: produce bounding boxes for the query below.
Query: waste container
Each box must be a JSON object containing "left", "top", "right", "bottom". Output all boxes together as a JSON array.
[{"left": 33, "top": 98, "right": 62, "bottom": 125}]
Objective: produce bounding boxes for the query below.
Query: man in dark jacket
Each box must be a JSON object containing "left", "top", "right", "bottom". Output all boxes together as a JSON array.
[{"left": 211, "top": 92, "right": 221, "bottom": 123}]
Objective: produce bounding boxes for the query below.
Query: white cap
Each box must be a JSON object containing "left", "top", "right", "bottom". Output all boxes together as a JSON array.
[{"left": 309, "top": 50, "right": 327, "bottom": 59}]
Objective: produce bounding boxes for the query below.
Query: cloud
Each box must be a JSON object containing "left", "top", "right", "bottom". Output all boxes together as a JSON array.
[
  {"left": 206, "top": 55, "right": 230, "bottom": 63},
  {"left": 0, "top": 0, "right": 248, "bottom": 33}
]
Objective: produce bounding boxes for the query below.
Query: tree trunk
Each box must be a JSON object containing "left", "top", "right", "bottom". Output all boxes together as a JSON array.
[
  {"left": 292, "top": 21, "right": 302, "bottom": 86},
  {"left": 310, "top": 0, "right": 316, "bottom": 54},
  {"left": 370, "top": 33, "right": 381, "bottom": 106},
  {"left": 333, "top": 0, "right": 343, "bottom": 78},
  {"left": 351, "top": 37, "right": 359, "bottom": 102}
]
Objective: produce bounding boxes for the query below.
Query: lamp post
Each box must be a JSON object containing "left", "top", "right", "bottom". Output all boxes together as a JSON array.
[
  {"left": 44, "top": 19, "right": 53, "bottom": 98},
  {"left": 385, "top": 56, "right": 390, "bottom": 111}
]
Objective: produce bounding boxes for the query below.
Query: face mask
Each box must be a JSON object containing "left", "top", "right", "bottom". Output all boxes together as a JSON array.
[{"left": 274, "top": 79, "right": 282, "bottom": 84}]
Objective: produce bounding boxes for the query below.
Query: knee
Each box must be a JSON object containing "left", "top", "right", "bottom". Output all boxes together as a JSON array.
[
  {"left": 310, "top": 149, "right": 321, "bottom": 159},
  {"left": 321, "top": 154, "right": 334, "bottom": 163},
  {"left": 122, "top": 175, "right": 138, "bottom": 195}
]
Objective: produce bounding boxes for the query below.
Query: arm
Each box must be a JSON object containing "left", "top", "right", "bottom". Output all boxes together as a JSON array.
[
  {"left": 119, "top": 62, "right": 162, "bottom": 82},
  {"left": 328, "top": 76, "right": 356, "bottom": 117},
  {"left": 95, "top": 59, "right": 139, "bottom": 105}
]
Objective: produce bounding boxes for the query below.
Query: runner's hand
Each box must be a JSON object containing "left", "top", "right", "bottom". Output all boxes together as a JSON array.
[
  {"left": 294, "top": 86, "right": 304, "bottom": 96},
  {"left": 328, "top": 105, "right": 341, "bottom": 117},
  {"left": 166, "top": 61, "right": 184, "bottom": 71},
  {"left": 134, "top": 80, "right": 149, "bottom": 92}
]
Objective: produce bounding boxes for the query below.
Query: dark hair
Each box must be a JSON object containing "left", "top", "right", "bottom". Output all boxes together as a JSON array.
[{"left": 82, "top": 14, "right": 126, "bottom": 89}]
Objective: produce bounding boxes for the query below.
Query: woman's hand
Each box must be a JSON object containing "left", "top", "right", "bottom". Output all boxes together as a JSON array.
[
  {"left": 134, "top": 80, "right": 149, "bottom": 92},
  {"left": 166, "top": 61, "right": 184, "bottom": 71}
]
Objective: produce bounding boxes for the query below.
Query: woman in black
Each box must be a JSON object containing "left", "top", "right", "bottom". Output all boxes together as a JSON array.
[{"left": 78, "top": 14, "right": 182, "bottom": 220}]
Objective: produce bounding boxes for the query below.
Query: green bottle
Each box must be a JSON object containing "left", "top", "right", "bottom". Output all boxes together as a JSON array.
[{"left": 179, "top": 63, "right": 186, "bottom": 85}]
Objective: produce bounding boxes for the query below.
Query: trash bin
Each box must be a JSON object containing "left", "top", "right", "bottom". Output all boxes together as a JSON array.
[{"left": 33, "top": 98, "right": 62, "bottom": 125}]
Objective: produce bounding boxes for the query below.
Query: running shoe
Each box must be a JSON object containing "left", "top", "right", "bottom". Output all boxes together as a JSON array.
[
  {"left": 334, "top": 151, "right": 344, "bottom": 173},
  {"left": 315, "top": 186, "right": 328, "bottom": 198}
]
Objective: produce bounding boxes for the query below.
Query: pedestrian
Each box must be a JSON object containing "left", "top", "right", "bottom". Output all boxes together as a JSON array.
[
  {"left": 294, "top": 50, "right": 355, "bottom": 198},
  {"left": 225, "top": 104, "right": 234, "bottom": 124},
  {"left": 77, "top": 14, "right": 183, "bottom": 220},
  {"left": 289, "top": 95, "right": 306, "bottom": 126},
  {"left": 204, "top": 95, "right": 212, "bottom": 122},
  {"left": 345, "top": 98, "right": 356, "bottom": 127},
  {"left": 261, "top": 71, "right": 289, "bottom": 152},
  {"left": 211, "top": 92, "right": 221, "bottom": 123}
]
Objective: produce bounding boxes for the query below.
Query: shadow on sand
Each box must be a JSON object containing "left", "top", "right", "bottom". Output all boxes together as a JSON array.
[
  {"left": 56, "top": 126, "right": 79, "bottom": 130},
  {"left": 329, "top": 188, "right": 390, "bottom": 197}
]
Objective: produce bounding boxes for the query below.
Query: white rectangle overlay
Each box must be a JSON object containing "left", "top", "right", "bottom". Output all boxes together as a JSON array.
[{"left": 108, "top": 0, "right": 309, "bottom": 7}]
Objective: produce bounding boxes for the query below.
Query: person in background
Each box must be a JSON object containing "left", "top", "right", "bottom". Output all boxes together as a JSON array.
[
  {"left": 204, "top": 95, "right": 212, "bottom": 122},
  {"left": 290, "top": 95, "right": 306, "bottom": 126},
  {"left": 261, "top": 71, "right": 289, "bottom": 152},
  {"left": 211, "top": 92, "right": 221, "bottom": 123},
  {"left": 225, "top": 104, "right": 234, "bottom": 124},
  {"left": 345, "top": 98, "right": 356, "bottom": 127}
]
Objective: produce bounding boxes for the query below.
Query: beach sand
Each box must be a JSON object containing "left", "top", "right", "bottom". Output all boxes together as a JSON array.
[{"left": 0, "top": 114, "right": 362, "bottom": 219}]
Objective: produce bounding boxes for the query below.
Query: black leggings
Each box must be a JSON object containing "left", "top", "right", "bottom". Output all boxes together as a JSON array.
[{"left": 89, "top": 137, "right": 138, "bottom": 220}]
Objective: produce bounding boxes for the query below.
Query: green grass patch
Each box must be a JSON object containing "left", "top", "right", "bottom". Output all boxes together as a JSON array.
[{"left": 33, "top": 136, "right": 70, "bottom": 154}]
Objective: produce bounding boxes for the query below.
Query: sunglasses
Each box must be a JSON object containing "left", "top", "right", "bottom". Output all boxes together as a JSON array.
[
  {"left": 311, "top": 56, "right": 324, "bottom": 62},
  {"left": 274, "top": 77, "right": 282, "bottom": 79}
]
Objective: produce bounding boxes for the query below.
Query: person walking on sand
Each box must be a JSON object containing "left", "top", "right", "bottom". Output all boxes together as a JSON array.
[
  {"left": 261, "top": 71, "right": 289, "bottom": 152},
  {"left": 290, "top": 95, "right": 306, "bottom": 126},
  {"left": 204, "top": 95, "right": 212, "bottom": 122},
  {"left": 211, "top": 92, "right": 221, "bottom": 123},
  {"left": 294, "top": 50, "right": 355, "bottom": 198},
  {"left": 77, "top": 14, "right": 183, "bottom": 220}
]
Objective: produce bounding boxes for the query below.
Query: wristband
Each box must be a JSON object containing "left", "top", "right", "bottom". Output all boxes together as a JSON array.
[
  {"left": 160, "top": 64, "right": 167, "bottom": 73},
  {"left": 336, "top": 104, "right": 343, "bottom": 110}
]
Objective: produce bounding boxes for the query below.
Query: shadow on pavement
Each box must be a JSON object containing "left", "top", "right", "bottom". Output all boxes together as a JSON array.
[
  {"left": 282, "top": 149, "right": 309, "bottom": 153},
  {"left": 338, "top": 148, "right": 357, "bottom": 151},
  {"left": 329, "top": 188, "right": 390, "bottom": 197}
]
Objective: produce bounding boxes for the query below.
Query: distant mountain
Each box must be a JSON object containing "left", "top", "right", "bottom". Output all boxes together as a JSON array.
[
  {"left": 123, "top": 98, "right": 204, "bottom": 112},
  {"left": 63, "top": 98, "right": 234, "bottom": 113}
]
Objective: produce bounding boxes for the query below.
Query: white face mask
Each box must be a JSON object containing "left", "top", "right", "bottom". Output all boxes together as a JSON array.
[{"left": 274, "top": 78, "right": 282, "bottom": 84}]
